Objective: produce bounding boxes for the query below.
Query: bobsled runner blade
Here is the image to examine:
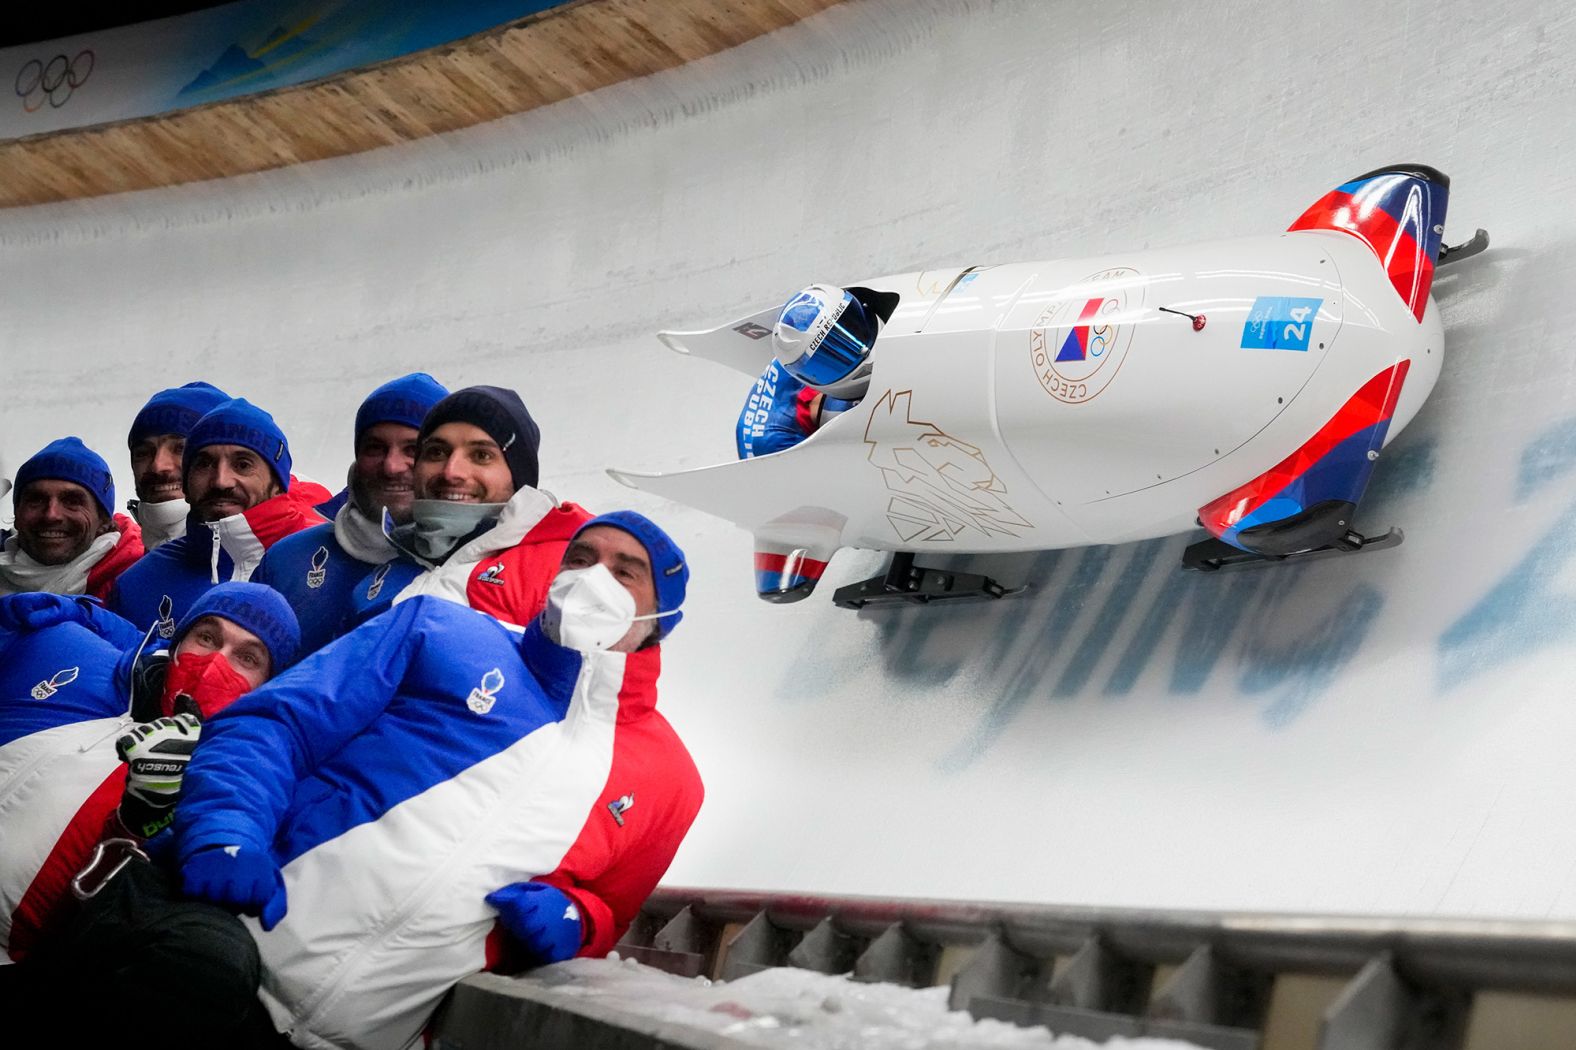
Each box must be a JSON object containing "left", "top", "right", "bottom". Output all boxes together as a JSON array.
[
  {"left": 1181, "top": 527, "right": 1403, "bottom": 573},
  {"left": 1437, "top": 228, "right": 1489, "bottom": 267},
  {"left": 832, "top": 552, "right": 1025, "bottom": 610}
]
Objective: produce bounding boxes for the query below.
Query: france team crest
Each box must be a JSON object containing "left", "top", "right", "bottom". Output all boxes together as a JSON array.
[
  {"left": 466, "top": 668, "right": 505, "bottom": 714},
  {"left": 31, "top": 666, "right": 79, "bottom": 700},
  {"left": 306, "top": 546, "right": 330, "bottom": 589}
]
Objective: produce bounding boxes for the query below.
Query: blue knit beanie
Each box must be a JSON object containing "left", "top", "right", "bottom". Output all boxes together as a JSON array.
[
  {"left": 184, "top": 398, "right": 292, "bottom": 491},
  {"left": 574, "top": 511, "right": 689, "bottom": 641},
  {"left": 354, "top": 373, "right": 448, "bottom": 446},
  {"left": 14, "top": 437, "right": 116, "bottom": 518},
  {"left": 174, "top": 581, "right": 301, "bottom": 671},
  {"left": 127, "top": 382, "right": 230, "bottom": 448}
]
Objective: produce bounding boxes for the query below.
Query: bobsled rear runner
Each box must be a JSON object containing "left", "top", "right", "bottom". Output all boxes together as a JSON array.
[{"left": 612, "top": 165, "right": 1484, "bottom": 606}]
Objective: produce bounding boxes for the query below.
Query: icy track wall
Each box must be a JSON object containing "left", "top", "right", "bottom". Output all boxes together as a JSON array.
[{"left": 1, "top": 0, "right": 1573, "bottom": 921}]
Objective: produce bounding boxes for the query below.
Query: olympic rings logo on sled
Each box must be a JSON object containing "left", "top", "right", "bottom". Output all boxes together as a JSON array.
[{"left": 14, "top": 50, "right": 94, "bottom": 113}]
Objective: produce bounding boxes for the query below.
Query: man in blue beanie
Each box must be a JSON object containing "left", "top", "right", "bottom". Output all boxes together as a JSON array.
[
  {"left": 80, "top": 510, "right": 701, "bottom": 1048},
  {"left": 126, "top": 382, "right": 230, "bottom": 550},
  {"left": 0, "top": 580, "right": 298, "bottom": 987},
  {"left": 0, "top": 438, "right": 145, "bottom": 602},
  {"left": 108, "top": 399, "right": 329, "bottom": 637},
  {"left": 253, "top": 373, "right": 447, "bottom": 654}
]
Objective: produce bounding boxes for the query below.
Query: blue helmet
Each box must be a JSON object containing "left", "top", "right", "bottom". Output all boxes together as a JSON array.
[{"left": 772, "top": 284, "right": 881, "bottom": 399}]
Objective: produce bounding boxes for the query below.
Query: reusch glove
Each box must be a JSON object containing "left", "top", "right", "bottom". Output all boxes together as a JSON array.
[
  {"left": 485, "top": 882, "right": 583, "bottom": 967},
  {"left": 182, "top": 844, "right": 288, "bottom": 931},
  {"left": 116, "top": 714, "right": 201, "bottom": 838}
]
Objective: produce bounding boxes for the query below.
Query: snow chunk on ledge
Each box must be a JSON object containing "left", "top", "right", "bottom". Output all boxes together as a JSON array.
[{"left": 444, "top": 955, "right": 1205, "bottom": 1049}]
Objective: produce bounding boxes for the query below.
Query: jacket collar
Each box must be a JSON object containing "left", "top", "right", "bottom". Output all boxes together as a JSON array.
[
  {"left": 518, "top": 617, "right": 661, "bottom": 724},
  {"left": 182, "top": 488, "right": 325, "bottom": 581}
]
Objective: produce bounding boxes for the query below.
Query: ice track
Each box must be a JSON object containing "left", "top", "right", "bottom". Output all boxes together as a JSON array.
[{"left": 2, "top": 0, "right": 1575, "bottom": 919}]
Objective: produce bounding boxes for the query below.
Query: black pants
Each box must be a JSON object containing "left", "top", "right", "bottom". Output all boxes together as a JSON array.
[{"left": 10, "top": 857, "right": 291, "bottom": 1049}]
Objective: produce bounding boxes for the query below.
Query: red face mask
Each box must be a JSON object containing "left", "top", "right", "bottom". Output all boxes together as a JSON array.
[{"left": 160, "top": 650, "right": 252, "bottom": 720}]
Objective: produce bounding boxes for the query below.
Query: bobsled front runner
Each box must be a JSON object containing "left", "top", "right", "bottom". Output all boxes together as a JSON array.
[{"left": 613, "top": 165, "right": 1479, "bottom": 606}]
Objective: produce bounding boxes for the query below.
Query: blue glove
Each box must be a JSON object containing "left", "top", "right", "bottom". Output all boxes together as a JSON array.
[
  {"left": 485, "top": 882, "right": 583, "bottom": 966},
  {"left": 0, "top": 593, "right": 84, "bottom": 632},
  {"left": 182, "top": 844, "right": 288, "bottom": 931},
  {"left": 0, "top": 593, "right": 142, "bottom": 649}
]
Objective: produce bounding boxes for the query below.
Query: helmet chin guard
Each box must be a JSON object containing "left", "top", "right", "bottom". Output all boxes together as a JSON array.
[{"left": 773, "top": 284, "right": 881, "bottom": 399}]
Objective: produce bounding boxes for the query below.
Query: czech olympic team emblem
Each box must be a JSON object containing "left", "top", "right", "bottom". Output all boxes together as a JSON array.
[
  {"left": 607, "top": 792, "right": 635, "bottom": 827},
  {"left": 366, "top": 564, "right": 391, "bottom": 601},
  {"left": 306, "top": 546, "right": 330, "bottom": 590},
  {"left": 467, "top": 668, "right": 505, "bottom": 714},
  {"left": 31, "top": 666, "right": 79, "bottom": 700},
  {"left": 155, "top": 595, "right": 176, "bottom": 639},
  {"left": 1028, "top": 267, "right": 1143, "bottom": 404}
]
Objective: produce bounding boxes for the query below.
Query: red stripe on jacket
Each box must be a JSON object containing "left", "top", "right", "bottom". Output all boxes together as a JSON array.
[{"left": 8, "top": 765, "right": 126, "bottom": 962}]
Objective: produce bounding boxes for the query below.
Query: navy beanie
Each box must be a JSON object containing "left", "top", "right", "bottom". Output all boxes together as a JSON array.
[
  {"left": 185, "top": 398, "right": 292, "bottom": 491},
  {"left": 354, "top": 373, "right": 448, "bottom": 446},
  {"left": 14, "top": 437, "right": 116, "bottom": 518},
  {"left": 418, "top": 386, "right": 540, "bottom": 491},
  {"left": 128, "top": 382, "right": 230, "bottom": 448},
  {"left": 175, "top": 581, "right": 301, "bottom": 671},
  {"left": 575, "top": 511, "right": 689, "bottom": 641}
]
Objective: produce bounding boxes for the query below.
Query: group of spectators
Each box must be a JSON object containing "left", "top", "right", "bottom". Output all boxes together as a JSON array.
[{"left": 0, "top": 375, "right": 703, "bottom": 1049}]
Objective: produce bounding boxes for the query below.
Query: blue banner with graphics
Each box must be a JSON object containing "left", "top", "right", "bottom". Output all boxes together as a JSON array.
[{"left": 3, "top": 0, "right": 571, "bottom": 139}]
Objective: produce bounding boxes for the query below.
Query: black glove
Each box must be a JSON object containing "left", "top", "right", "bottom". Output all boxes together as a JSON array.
[{"left": 116, "top": 714, "right": 201, "bottom": 838}]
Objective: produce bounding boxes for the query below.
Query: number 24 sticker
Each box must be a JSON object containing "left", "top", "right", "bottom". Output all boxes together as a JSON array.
[{"left": 1241, "top": 297, "right": 1324, "bottom": 352}]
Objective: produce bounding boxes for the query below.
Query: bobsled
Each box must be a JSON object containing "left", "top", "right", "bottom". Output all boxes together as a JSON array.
[{"left": 611, "top": 164, "right": 1486, "bottom": 607}]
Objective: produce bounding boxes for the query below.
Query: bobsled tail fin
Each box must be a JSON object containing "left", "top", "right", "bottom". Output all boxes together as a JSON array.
[
  {"left": 1200, "top": 361, "right": 1410, "bottom": 556},
  {"left": 1289, "top": 164, "right": 1450, "bottom": 322},
  {"left": 754, "top": 540, "right": 834, "bottom": 603}
]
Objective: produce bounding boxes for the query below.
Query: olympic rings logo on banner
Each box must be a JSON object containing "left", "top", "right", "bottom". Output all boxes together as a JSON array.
[{"left": 14, "top": 50, "right": 95, "bottom": 112}]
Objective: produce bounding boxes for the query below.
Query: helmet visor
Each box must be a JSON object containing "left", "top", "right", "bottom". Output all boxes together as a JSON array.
[{"left": 789, "top": 317, "right": 873, "bottom": 389}]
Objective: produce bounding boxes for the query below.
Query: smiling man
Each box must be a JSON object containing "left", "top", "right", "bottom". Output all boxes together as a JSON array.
[
  {"left": 125, "top": 382, "right": 230, "bottom": 550},
  {"left": 346, "top": 385, "right": 592, "bottom": 631},
  {"left": 253, "top": 374, "right": 447, "bottom": 654},
  {"left": 108, "top": 399, "right": 328, "bottom": 636},
  {"left": 0, "top": 438, "right": 144, "bottom": 600}
]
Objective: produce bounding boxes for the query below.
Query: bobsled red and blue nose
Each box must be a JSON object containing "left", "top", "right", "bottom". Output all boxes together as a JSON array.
[
  {"left": 1289, "top": 163, "right": 1450, "bottom": 322},
  {"left": 1199, "top": 361, "right": 1410, "bottom": 555},
  {"left": 1198, "top": 165, "right": 1448, "bottom": 556}
]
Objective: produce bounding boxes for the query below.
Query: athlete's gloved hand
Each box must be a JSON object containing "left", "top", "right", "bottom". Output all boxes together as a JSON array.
[
  {"left": 0, "top": 592, "right": 87, "bottom": 632},
  {"left": 116, "top": 714, "right": 201, "bottom": 838},
  {"left": 0, "top": 592, "right": 144, "bottom": 649},
  {"left": 485, "top": 882, "right": 583, "bottom": 966},
  {"left": 182, "top": 843, "right": 288, "bottom": 931}
]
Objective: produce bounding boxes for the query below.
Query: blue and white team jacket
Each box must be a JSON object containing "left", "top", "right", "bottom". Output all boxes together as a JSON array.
[
  {"left": 175, "top": 595, "right": 654, "bottom": 1050},
  {"left": 0, "top": 620, "right": 132, "bottom": 961},
  {"left": 253, "top": 508, "right": 396, "bottom": 656},
  {"left": 108, "top": 486, "right": 326, "bottom": 636}
]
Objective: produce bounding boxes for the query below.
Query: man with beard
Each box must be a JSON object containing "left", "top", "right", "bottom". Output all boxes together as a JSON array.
[
  {"left": 108, "top": 399, "right": 328, "bottom": 635},
  {"left": 0, "top": 438, "right": 144, "bottom": 600},
  {"left": 347, "top": 385, "right": 592, "bottom": 631},
  {"left": 126, "top": 382, "right": 230, "bottom": 550},
  {"left": 0, "top": 582, "right": 299, "bottom": 977},
  {"left": 253, "top": 374, "right": 447, "bottom": 654}
]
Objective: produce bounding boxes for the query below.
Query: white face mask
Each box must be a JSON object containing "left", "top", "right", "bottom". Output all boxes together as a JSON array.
[{"left": 541, "top": 564, "right": 674, "bottom": 652}]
